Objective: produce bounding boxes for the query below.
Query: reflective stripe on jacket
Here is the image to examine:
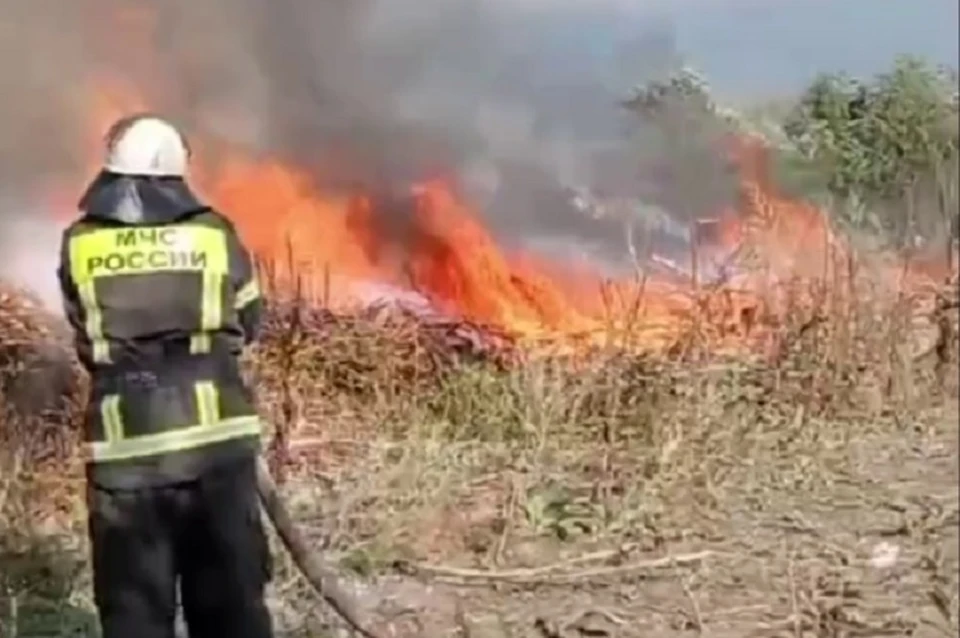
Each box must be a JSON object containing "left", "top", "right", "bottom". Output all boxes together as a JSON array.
[{"left": 58, "top": 203, "right": 265, "bottom": 487}]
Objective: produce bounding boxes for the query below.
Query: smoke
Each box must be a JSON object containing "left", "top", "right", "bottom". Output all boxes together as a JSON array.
[{"left": 0, "top": 0, "right": 738, "bottom": 309}]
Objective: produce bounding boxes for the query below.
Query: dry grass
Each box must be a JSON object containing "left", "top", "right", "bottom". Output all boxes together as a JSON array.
[{"left": 0, "top": 259, "right": 957, "bottom": 637}]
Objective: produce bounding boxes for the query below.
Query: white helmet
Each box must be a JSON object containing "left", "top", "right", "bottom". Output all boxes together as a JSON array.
[{"left": 103, "top": 114, "right": 191, "bottom": 177}]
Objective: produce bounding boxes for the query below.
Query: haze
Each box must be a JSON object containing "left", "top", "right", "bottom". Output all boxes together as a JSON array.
[{"left": 0, "top": 0, "right": 955, "bottom": 310}]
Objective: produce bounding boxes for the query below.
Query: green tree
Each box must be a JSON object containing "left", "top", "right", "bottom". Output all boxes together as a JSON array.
[{"left": 783, "top": 55, "right": 959, "bottom": 248}]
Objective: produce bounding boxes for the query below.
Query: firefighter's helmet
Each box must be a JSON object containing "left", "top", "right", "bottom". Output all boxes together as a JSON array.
[{"left": 103, "top": 114, "right": 191, "bottom": 177}]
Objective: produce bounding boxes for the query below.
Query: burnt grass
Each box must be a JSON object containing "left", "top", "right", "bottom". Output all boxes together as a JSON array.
[{"left": 0, "top": 273, "right": 958, "bottom": 638}]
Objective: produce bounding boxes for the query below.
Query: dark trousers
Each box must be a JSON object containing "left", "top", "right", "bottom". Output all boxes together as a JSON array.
[{"left": 87, "top": 458, "right": 274, "bottom": 638}]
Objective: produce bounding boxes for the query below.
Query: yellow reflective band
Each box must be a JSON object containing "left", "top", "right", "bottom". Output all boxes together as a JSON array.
[
  {"left": 67, "top": 224, "right": 230, "bottom": 360},
  {"left": 194, "top": 381, "right": 220, "bottom": 426},
  {"left": 235, "top": 279, "right": 260, "bottom": 309},
  {"left": 92, "top": 340, "right": 110, "bottom": 363},
  {"left": 200, "top": 271, "right": 223, "bottom": 331},
  {"left": 190, "top": 270, "right": 224, "bottom": 355},
  {"left": 190, "top": 333, "right": 211, "bottom": 354},
  {"left": 99, "top": 395, "right": 124, "bottom": 442},
  {"left": 68, "top": 225, "right": 229, "bottom": 280},
  {"left": 78, "top": 280, "right": 110, "bottom": 363},
  {"left": 83, "top": 416, "right": 262, "bottom": 463}
]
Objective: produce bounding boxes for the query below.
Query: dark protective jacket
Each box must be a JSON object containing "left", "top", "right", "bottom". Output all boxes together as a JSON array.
[{"left": 57, "top": 171, "right": 265, "bottom": 489}]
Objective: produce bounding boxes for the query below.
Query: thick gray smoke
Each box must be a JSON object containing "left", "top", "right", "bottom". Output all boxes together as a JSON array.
[{"left": 0, "top": 0, "right": 737, "bottom": 310}]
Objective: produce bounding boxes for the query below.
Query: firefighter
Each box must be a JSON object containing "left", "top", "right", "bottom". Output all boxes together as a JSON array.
[{"left": 57, "top": 114, "right": 274, "bottom": 638}]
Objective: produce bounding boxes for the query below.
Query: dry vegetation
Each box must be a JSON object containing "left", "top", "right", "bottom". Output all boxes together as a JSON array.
[{"left": 0, "top": 257, "right": 957, "bottom": 637}]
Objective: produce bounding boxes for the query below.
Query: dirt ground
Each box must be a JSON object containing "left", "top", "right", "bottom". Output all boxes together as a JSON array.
[
  {"left": 254, "top": 402, "right": 958, "bottom": 638},
  {"left": 2, "top": 373, "right": 957, "bottom": 638}
]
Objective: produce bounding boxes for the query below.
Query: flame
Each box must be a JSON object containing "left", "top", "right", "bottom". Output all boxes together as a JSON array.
[
  {"left": 198, "top": 155, "right": 384, "bottom": 306},
  {"left": 63, "top": 83, "right": 948, "bottom": 356}
]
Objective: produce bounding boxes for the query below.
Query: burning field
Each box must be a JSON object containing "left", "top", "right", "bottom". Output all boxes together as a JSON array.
[
  {"left": 1, "top": 3, "right": 959, "bottom": 634},
  {"left": 0, "top": 91, "right": 958, "bottom": 636}
]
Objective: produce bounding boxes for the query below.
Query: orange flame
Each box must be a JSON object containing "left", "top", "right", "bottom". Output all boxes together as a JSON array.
[{"left": 62, "top": 82, "right": 948, "bottom": 355}]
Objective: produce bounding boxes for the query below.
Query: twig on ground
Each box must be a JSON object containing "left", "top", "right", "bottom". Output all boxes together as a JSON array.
[
  {"left": 787, "top": 553, "right": 802, "bottom": 638},
  {"left": 0, "top": 448, "right": 23, "bottom": 516},
  {"left": 493, "top": 474, "right": 521, "bottom": 567},
  {"left": 414, "top": 550, "right": 715, "bottom": 585},
  {"left": 676, "top": 566, "right": 707, "bottom": 635},
  {"left": 453, "top": 594, "right": 472, "bottom": 638}
]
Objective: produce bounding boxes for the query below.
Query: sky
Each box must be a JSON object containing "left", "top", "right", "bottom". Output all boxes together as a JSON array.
[
  {"left": 677, "top": 0, "right": 959, "bottom": 98},
  {"left": 586, "top": 0, "right": 959, "bottom": 100},
  {"left": 478, "top": 1, "right": 958, "bottom": 138}
]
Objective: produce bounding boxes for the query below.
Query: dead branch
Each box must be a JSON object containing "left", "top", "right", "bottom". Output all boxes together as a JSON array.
[{"left": 412, "top": 549, "right": 715, "bottom": 585}]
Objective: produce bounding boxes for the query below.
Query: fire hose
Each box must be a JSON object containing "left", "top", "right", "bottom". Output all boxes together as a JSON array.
[{"left": 255, "top": 457, "right": 385, "bottom": 638}]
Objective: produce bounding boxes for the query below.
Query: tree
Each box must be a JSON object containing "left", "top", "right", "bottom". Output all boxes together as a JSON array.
[
  {"left": 622, "top": 57, "right": 959, "bottom": 260},
  {"left": 783, "top": 55, "right": 959, "bottom": 248},
  {"left": 622, "top": 67, "right": 742, "bottom": 283}
]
